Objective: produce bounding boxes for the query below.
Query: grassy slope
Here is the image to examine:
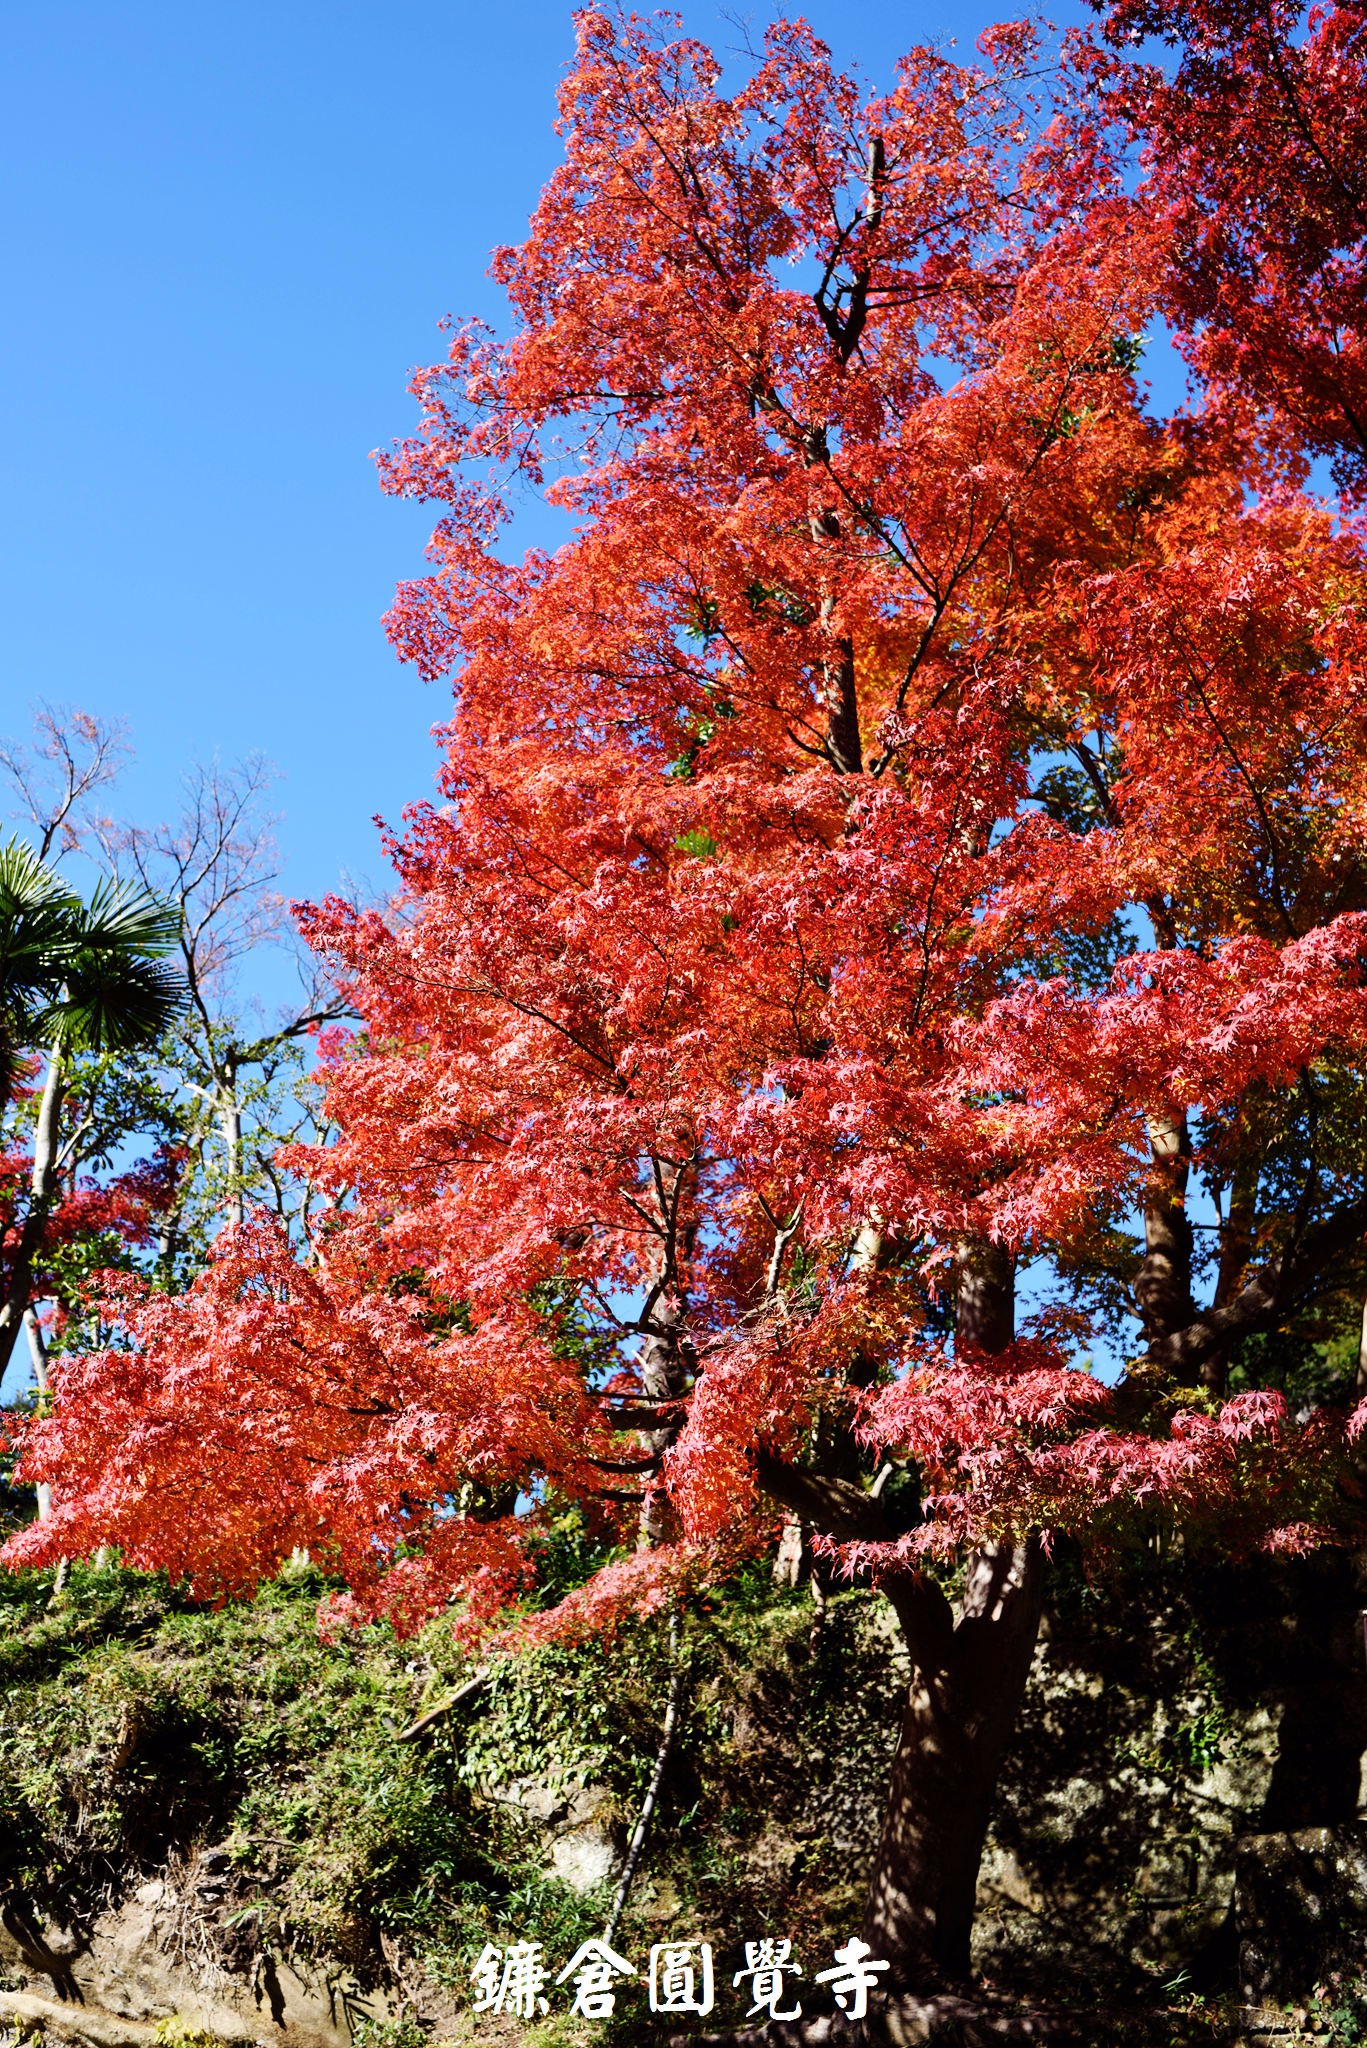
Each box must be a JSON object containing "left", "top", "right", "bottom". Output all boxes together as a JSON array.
[
  {"left": 0, "top": 1553, "right": 906, "bottom": 2042},
  {"left": 8, "top": 1548, "right": 1367, "bottom": 2045}
]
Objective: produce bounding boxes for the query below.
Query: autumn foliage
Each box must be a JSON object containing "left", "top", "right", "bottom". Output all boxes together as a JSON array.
[
  {"left": 11, "top": 1, "right": 1367, "bottom": 1660},
  {"left": 0, "top": 1121, "right": 179, "bottom": 1306}
]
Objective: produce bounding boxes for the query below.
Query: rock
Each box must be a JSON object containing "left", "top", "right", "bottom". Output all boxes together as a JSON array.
[
  {"left": 0, "top": 1990, "right": 159, "bottom": 2048},
  {"left": 565, "top": 1784, "right": 610, "bottom": 1828},
  {"left": 0, "top": 1890, "right": 392, "bottom": 2048},
  {"left": 1236, "top": 2009, "right": 1333, "bottom": 2046},
  {"left": 549, "top": 1828, "right": 620, "bottom": 1891},
  {"left": 641, "top": 1876, "right": 683, "bottom": 1922},
  {"left": 1234, "top": 1823, "right": 1367, "bottom": 2003},
  {"left": 510, "top": 1778, "right": 566, "bottom": 1823},
  {"left": 475, "top": 1775, "right": 622, "bottom": 1893}
]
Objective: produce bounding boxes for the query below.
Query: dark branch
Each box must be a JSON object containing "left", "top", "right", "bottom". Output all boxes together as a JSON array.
[
  {"left": 755, "top": 1450, "right": 892, "bottom": 1542},
  {"left": 1146, "top": 1192, "right": 1367, "bottom": 1379}
]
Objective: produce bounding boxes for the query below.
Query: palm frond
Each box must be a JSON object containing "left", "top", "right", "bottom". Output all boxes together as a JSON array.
[
  {"left": 0, "top": 836, "right": 82, "bottom": 1000},
  {"left": 42, "top": 950, "right": 187, "bottom": 1053},
  {"left": 0, "top": 842, "right": 188, "bottom": 1063},
  {"left": 79, "top": 878, "right": 184, "bottom": 959},
  {"left": 0, "top": 836, "right": 75, "bottom": 918}
]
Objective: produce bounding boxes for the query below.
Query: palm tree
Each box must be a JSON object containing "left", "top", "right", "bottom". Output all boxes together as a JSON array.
[{"left": 0, "top": 836, "right": 186, "bottom": 1383}]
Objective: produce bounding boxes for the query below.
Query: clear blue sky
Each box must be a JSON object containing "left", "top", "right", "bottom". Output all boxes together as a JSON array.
[{"left": 2, "top": 0, "right": 1100, "bottom": 940}]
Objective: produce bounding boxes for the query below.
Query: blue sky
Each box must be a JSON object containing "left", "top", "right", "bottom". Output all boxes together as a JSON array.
[{"left": 2, "top": 0, "right": 1103, "bottom": 965}]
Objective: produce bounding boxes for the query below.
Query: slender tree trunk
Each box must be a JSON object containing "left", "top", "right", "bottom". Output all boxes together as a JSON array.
[
  {"left": 602, "top": 1608, "right": 683, "bottom": 1949},
  {"left": 0, "top": 1045, "right": 66, "bottom": 1380},
  {"left": 859, "top": 1237, "right": 1045, "bottom": 1991},
  {"left": 27, "top": 1302, "right": 68, "bottom": 1584},
  {"left": 796, "top": 420, "right": 864, "bottom": 778},
  {"left": 221, "top": 1047, "right": 244, "bottom": 1230},
  {"left": 24, "top": 1306, "right": 53, "bottom": 1524},
  {"left": 156, "top": 1164, "right": 190, "bottom": 1280}
]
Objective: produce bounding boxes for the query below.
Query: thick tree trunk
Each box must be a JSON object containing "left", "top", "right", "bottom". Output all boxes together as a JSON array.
[
  {"left": 865, "top": 1542, "right": 1044, "bottom": 1985},
  {"left": 755, "top": 1237, "right": 1050, "bottom": 2026},
  {"left": 638, "top": 1284, "right": 690, "bottom": 1548},
  {"left": 821, "top": 630, "right": 862, "bottom": 776},
  {"left": 1207, "top": 1144, "right": 1260, "bottom": 1397},
  {"left": 954, "top": 1236, "right": 1014, "bottom": 1354},
  {"left": 860, "top": 1236, "right": 1042, "bottom": 1989},
  {"left": 1134, "top": 1111, "right": 1197, "bottom": 1349}
]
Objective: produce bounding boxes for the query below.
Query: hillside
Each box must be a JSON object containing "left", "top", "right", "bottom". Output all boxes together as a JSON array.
[{"left": 3, "top": 1550, "right": 1367, "bottom": 2046}]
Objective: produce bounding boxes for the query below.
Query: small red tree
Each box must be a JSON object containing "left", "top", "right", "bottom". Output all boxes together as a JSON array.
[{"left": 11, "top": 7, "right": 1367, "bottom": 2029}]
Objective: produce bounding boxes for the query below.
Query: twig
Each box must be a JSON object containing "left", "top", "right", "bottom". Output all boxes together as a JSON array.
[
  {"left": 603, "top": 1611, "right": 684, "bottom": 1949},
  {"left": 394, "top": 1668, "right": 490, "bottom": 1743}
]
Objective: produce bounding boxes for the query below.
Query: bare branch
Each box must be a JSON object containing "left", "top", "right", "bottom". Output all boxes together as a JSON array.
[
  {"left": 92, "top": 754, "right": 285, "bottom": 1015},
  {"left": 0, "top": 704, "right": 129, "bottom": 861},
  {"left": 761, "top": 1199, "right": 804, "bottom": 1301}
]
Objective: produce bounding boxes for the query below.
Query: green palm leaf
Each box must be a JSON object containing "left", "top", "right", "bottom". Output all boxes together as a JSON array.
[
  {"left": 0, "top": 838, "right": 188, "bottom": 1093},
  {"left": 79, "top": 877, "right": 183, "bottom": 960},
  {"left": 0, "top": 837, "right": 82, "bottom": 1004},
  {"left": 42, "top": 949, "right": 187, "bottom": 1053}
]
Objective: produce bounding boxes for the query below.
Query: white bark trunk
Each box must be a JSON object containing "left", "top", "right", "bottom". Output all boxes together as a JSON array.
[
  {"left": 0, "top": 1045, "right": 67, "bottom": 1381},
  {"left": 222, "top": 1054, "right": 244, "bottom": 1229},
  {"left": 24, "top": 1306, "right": 52, "bottom": 1523}
]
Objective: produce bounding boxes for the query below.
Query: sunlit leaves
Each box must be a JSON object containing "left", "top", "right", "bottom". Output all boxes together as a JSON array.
[{"left": 11, "top": 5, "right": 1367, "bottom": 1630}]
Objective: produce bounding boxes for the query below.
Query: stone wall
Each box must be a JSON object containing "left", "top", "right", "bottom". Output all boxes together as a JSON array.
[{"left": 980, "top": 1550, "right": 1367, "bottom": 2004}]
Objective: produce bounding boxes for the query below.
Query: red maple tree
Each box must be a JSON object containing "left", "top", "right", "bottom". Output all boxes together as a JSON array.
[
  {"left": 1092, "top": 0, "right": 1367, "bottom": 500},
  {"left": 11, "top": 4, "right": 1367, "bottom": 2027}
]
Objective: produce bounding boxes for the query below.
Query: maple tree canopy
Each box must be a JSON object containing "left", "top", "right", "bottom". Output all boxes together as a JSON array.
[{"left": 9, "top": 3, "right": 1367, "bottom": 1646}]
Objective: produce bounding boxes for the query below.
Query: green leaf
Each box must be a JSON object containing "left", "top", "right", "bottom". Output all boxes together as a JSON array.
[
  {"left": 674, "top": 829, "right": 717, "bottom": 860},
  {"left": 0, "top": 838, "right": 187, "bottom": 1090}
]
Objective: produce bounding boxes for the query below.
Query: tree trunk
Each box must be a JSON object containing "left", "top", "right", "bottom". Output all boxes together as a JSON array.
[
  {"left": 1134, "top": 1110, "right": 1197, "bottom": 1348},
  {"left": 821, "top": 627, "right": 862, "bottom": 776},
  {"left": 864, "top": 1542, "right": 1044, "bottom": 1986},
  {"left": 638, "top": 1284, "right": 690, "bottom": 1548},
  {"left": 954, "top": 1236, "right": 1014, "bottom": 1354},
  {"left": 24, "top": 1307, "right": 53, "bottom": 1524},
  {"left": 221, "top": 1048, "right": 244, "bottom": 1230},
  {"left": 1207, "top": 1142, "right": 1261, "bottom": 1397},
  {"left": 755, "top": 1236, "right": 1047, "bottom": 2016},
  {"left": 0, "top": 1045, "right": 66, "bottom": 1381},
  {"left": 798, "top": 421, "right": 863, "bottom": 779},
  {"left": 859, "top": 1236, "right": 1044, "bottom": 1989}
]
